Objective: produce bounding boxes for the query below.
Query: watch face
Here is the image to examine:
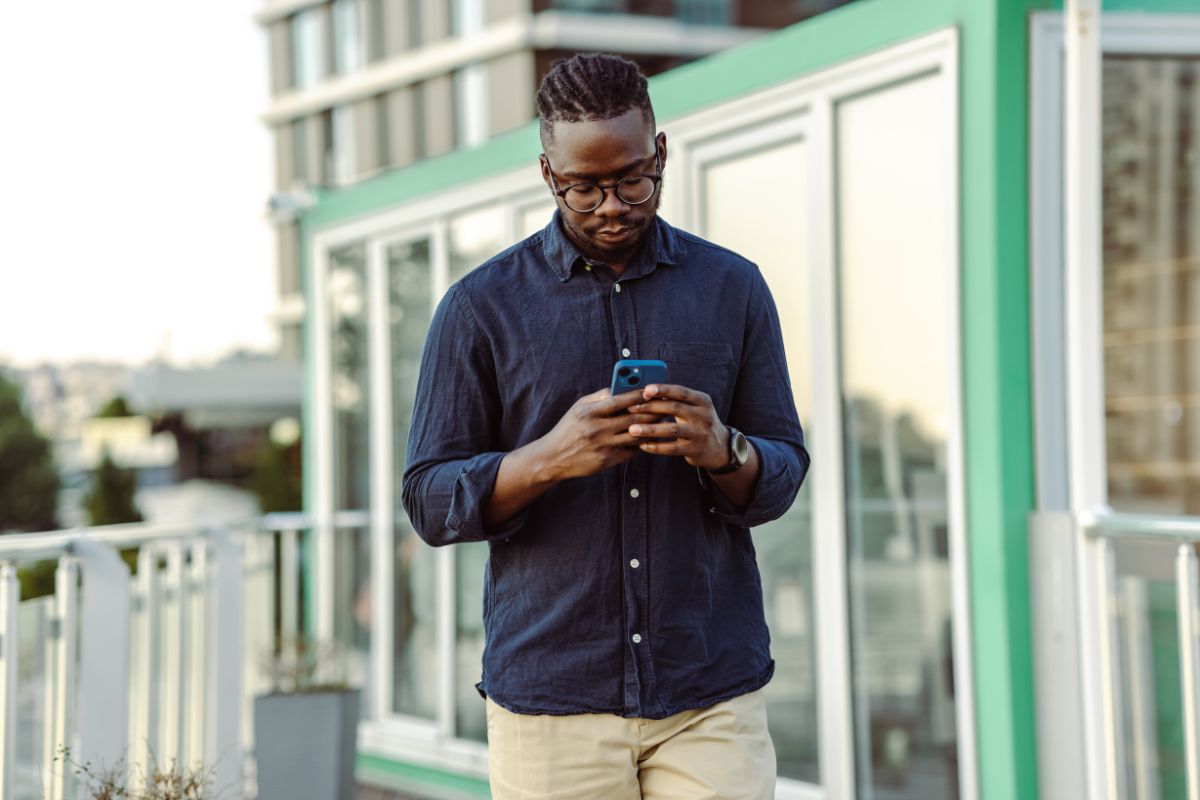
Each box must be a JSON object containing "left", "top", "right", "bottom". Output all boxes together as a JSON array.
[{"left": 731, "top": 429, "right": 751, "bottom": 466}]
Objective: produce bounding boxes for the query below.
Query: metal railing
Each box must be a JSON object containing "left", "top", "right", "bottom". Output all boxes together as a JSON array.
[
  {"left": 0, "top": 511, "right": 364, "bottom": 800},
  {"left": 1031, "top": 508, "right": 1200, "bottom": 800}
]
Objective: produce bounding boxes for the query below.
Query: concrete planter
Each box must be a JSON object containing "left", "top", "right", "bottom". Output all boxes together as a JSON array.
[{"left": 253, "top": 688, "right": 360, "bottom": 800}]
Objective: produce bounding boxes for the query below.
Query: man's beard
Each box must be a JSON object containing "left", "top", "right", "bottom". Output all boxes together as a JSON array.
[{"left": 564, "top": 190, "right": 663, "bottom": 265}]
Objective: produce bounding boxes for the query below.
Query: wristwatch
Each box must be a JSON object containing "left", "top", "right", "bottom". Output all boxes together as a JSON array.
[{"left": 707, "top": 427, "right": 751, "bottom": 475}]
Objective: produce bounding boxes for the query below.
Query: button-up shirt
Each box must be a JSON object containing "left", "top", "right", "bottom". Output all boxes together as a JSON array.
[{"left": 402, "top": 212, "right": 809, "bottom": 719}]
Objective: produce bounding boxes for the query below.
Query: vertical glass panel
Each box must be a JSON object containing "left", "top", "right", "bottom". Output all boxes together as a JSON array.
[
  {"left": 518, "top": 202, "right": 555, "bottom": 239},
  {"left": 329, "top": 105, "right": 357, "bottom": 186},
  {"left": 702, "top": 137, "right": 818, "bottom": 782},
  {"left": 328, "top": 242, "right": 372, "bottom": 708},
  {"left": 456, "top": 542, "right": 489, "bottom": 742},
  {"left": 333, "top": 0, "right": 363, "bottom": 75},
  {"left": 15, "top": 595, "right": 52, "bottom": 800},
  {"left": 449, "top": 205, "right": 508, "bottom": 283},
  {"left": 291, "top": 8, "right": 325, "bottom": 90},
  {"left": 388, "top": 238, "right": 440, "bottom": 719},
  {"left": 1109, "top": 539, "right": 1186, "bottom": 800},
  {"left": 1102, "top": 56, "right": 1200, "bottom": 515},
  {"left": 676, "top": 0, "right": 731, "bottom": 25},
  {"left": 837, "top": 74, "right": 959, "bottom": 799}
]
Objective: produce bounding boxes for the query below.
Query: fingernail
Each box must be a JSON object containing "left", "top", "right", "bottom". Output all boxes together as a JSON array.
[
  {"left": 646, "top": 385, "right": 658, "bottom": 394},
  {"left": 629, "top": 425, "right": 642, "bottom": 435}
]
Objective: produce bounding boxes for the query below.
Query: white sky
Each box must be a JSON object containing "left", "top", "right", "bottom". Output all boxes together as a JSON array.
[{"left": 0, "top": 1, "right": 278, "bottom": 368}]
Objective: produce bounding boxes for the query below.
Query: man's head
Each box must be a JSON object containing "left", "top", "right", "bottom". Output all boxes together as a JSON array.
[{"left": 536, "top": 53, "right": 666, "bottom": 266}]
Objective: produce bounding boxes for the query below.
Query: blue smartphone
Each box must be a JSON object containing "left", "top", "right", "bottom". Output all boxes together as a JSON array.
[{"left": 610, "top": 359, "right": 668, "bottom": 396}]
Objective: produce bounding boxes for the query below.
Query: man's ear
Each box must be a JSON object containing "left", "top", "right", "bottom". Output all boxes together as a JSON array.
[
  {"left": 538, "top": 154, "right": 554, "bottom": 191},
  {"left": 656, "top": 132, "right": 668, "bottom": 171}
]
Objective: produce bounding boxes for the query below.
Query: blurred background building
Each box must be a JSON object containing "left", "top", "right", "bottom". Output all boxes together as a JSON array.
[{"left": 258, "top": 0, "right": 851, "bottom": 362}]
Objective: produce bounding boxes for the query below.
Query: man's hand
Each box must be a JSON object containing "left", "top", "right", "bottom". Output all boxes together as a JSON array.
[
  {"left": 483, "top": 388, "right": 661, "bottom": 528},
  {"left": 625, "top": 384, "right": 729, "bottom": 469},
  {"left": 535, "top": 388, "right": 663, "bottom": 481}
]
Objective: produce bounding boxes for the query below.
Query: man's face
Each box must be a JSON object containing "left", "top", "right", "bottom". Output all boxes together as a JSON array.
[{"left": 540, "top": 108, "right": 666, "bottom": 266}]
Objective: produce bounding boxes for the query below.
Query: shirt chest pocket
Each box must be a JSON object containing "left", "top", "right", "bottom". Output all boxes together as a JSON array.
[{"left": 657, "top": 341, "right": 736, "bottom": 418}]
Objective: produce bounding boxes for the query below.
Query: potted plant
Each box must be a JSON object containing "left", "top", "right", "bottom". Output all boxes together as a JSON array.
[{"left": 253, "top": 638, "right": 360, "bottom": 800}]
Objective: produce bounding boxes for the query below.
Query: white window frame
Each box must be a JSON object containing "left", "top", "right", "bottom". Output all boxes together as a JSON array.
[
  {"left": 1029, "top": 12, "right": 1200, "bottom": 799},
  {"left": 311, "top": 28, "right": 969, "bottom": 797}
]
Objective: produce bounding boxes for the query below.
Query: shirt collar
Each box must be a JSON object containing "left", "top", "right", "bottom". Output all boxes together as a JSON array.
[{"left": 540, "top": 210, "right": 682, "bottom": 283}]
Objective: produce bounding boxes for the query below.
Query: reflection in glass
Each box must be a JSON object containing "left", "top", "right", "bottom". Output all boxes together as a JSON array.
[
  {"left": 837, "top": 75, "right": 958, "bottom": 799},
  {"left": 328, "top": 242, "right": 372, "bottom": 714},
  {"left": 1102, "top": 56, "right": 1200, "bottom": 516},
  {"left": 456, "top": 543, "right": 489, "bottom": 742},
  {"left": 389, "top": 238, "right": 440, "bottom": 719},
  {"left": 449, "top": 205, "right": 507, "bottom": 283},
  {"left": 703, "top": 137, "right": 818, "bottom": 782},
  {"left": 1108, "top": 540, "right": 1186, "bottom": 800}
]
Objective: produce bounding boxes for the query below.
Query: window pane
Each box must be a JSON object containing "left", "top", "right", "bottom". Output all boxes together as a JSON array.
[
  {"left": 702, "top": 137, "right": 818, "bottom": 782},
  {"left": 389, "top": 238, "right": 440, "bottom": 720},
  {"left": 456, "top": 543, "right": 489, "bottom": 741},
  {"left": 518, "top": 202, "right": 555, "bottom": 238},
  {"left": 1102, "top": 56, "right": 1200, "bottom": 515},
  {"left": 449, "top": 205, "right": 508, "bottom": 283},
  {"left": 328, "top": 105, "right": 357, "bottom": 186},
  {"left": 836, "top": 74, "right": 959, "bottom": 799},
  {"left": 328, "top": 242, "right": 372, "bottom": 711},
  {"left": 291, "top": 8, "right": 324, "bottom": 89},
  {"left": 333, "top": 0, "right": 364, "bottom": 75}
]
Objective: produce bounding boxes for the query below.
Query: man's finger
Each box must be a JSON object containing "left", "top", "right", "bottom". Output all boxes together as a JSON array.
[
  {"left": 640, "top": 383, "right": 707, "bottom": 406},
  {"left": 628, "top": 422, "right": 690, "bottom": 439},
  {"left": 637, "top": 440, "right": 690, "bottom": 456},
  {"left": 627, "top": 400, "right": 687, "bottom": 417},
  {"left": 594, "top": 388, "right": 647, "bottom": 415}
]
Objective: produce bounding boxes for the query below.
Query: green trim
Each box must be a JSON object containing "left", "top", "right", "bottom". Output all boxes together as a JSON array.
[
  {"left": 1052, "top": 0, "right": 1200, "bottom": 10},
  {"left": 357, "top": 753, "right": 491, "bottom": 798}
]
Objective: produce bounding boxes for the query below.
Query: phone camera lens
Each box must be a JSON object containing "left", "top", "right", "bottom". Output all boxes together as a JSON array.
[
  {"left": 628, "top": 376, "right": 640, "bottom": 385},
  {"left": 618, "top": 367, "right": 631, "bottom": 377}
]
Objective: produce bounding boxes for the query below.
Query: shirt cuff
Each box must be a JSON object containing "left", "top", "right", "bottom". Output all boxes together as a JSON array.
[
  {"left": 697, "top": 436, "right": 796, "bottom": 528},
  {"left": 445, "top": 451, "right": 529, "bottom": 541}
]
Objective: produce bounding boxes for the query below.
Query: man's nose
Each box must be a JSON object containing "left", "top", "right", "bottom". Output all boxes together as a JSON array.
[{"left": 593, "top": 187, "right": 631, "bottom": 218}]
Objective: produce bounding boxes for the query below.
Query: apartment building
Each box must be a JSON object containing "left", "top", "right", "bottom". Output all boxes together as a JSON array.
[{"left": 258, "top": 0, "right": 850, "bottom": 361}]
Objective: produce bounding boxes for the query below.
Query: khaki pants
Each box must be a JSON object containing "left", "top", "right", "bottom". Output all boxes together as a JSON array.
[{"left": 485, "top": 690, "right": 776, "bottom": 800}]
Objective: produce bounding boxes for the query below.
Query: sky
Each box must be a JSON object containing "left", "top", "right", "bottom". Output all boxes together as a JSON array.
[{"left": 0, "top": 1, "right": 278, "bottom": 368}]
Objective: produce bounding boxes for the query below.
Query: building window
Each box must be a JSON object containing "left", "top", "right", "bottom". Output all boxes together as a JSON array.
[
  {"left": 702, "top": 134, "right": 817, "bottom": 783},
  {"left": 291, "top": 7, "right": 325, "bottom": 89},
  {"left": 333, "top": 0, "right": 365, "bottom": 75},
  {"left": 326, "top": 105, "right": 358, "bottom": 185},
  {"left": 836, "top": 74, "right": 958, "bottom": 799},
  {"left": 675, "top": 0, "right": 730, "bottom": 25}
]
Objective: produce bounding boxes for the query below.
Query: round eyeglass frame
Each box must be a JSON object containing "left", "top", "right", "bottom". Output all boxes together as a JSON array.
[{"left": 542, "top": 152, "right": 663, "bottom": 213}]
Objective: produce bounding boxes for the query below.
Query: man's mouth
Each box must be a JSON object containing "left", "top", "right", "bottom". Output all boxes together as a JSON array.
[{"left": 595, "top": 227, "right": 636, "bottom": 243}]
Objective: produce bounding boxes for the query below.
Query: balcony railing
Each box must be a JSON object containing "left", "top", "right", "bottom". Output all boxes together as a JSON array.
[
  {"left": 0, "top": 512, "right": 366, "bottom": 800},
  {"left": 1031, "top": 508, "right": 1200, "bottom": 800}
]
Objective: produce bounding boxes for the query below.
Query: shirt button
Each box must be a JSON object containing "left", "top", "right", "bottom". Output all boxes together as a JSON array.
[
  {"left": 629, "top": 488, "right": 639, "bottom": 499},
  {"left": 614, "top": 284, "right": 622, "bottom": 293},
  {"left": 630, "top": 558, "right": 640, "bottom": 569},
  {"left": 621, "top": 347, "right": 631, "bottom": 357},
  {"left": 585, "top": 264, "right": 593, "bottom": 271},
  {"left": 632, "top": 633, "right": 642, "bottom": 644}
]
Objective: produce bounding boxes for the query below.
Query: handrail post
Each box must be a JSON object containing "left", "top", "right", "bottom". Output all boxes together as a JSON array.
[
  {"left": 1177, "top": 544, "right": 1200, "bottom": 800},
  {"left": 44, "top": 556, "right": 80, "bottom": 800},
  {"left": 73, "top": 537, "right": 132, "bottom": 784},
  {"left": 208, "top": 526, "right": 244, "bottom": 798},
  {"left": 0, "top": 562, "right": 20, "bottom": 800}
]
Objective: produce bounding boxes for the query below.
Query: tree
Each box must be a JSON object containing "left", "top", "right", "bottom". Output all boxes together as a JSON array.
[
  {"left": 95, "top": 394, "right": 134, "bottom": 418},
  {"left": 84, "top": 449, "right": 143, "bottom": 526},
  {"left": 250, "top": 438, "right": 302, "bottom": 513},
  {"left": 0, "top": 371, "right": 60, "bottom": 533}
]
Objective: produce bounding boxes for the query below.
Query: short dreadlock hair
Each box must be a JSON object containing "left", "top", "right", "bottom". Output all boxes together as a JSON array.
[{"left": 536, "top": 53, "right": 656, "bottom": 149}]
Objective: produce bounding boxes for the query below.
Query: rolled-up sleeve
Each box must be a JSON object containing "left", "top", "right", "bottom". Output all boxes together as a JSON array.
[
  {"left": 701, "top": 267, "right": 810, "bottom": 528},
  {"left": 401, "top": 284, "right": 528, "bottom": 546}
]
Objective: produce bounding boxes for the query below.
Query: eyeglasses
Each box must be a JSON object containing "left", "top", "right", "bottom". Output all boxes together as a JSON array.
[{"left": 543, "top": 153, "right": 662, "bottom": 214}]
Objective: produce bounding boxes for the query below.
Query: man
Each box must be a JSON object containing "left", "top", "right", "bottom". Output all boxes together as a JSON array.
[{"left": 402, "top": 53, "right": 809, "bottom": 799}]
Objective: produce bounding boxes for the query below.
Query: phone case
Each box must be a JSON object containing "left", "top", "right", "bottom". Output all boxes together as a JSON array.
[{"left": 610, "top": 359, "right": 668, "bottom": 395}]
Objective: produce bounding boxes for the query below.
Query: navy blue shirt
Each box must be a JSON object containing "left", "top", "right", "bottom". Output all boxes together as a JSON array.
[{"left": 402, "top": 213, "right": 809, "bottom": 719}]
